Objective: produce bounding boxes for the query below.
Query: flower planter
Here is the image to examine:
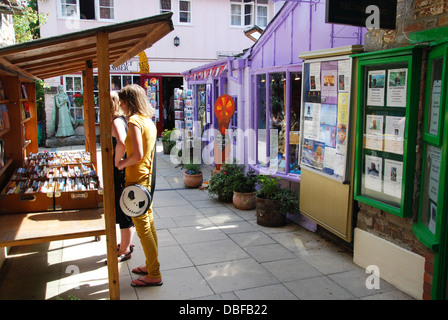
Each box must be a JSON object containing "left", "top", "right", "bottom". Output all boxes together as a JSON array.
[
  {"left": 162, "top": 141, "right": 171, "bottom": 154},
  {"left": 256, "top": 197, "right": 285, "bottom": 227},
  {"left": 183, "top": 172, "right": 203, "bottom": 188},
  {"left": 233, "top": 191, "right": 256, "bottom": 210}
]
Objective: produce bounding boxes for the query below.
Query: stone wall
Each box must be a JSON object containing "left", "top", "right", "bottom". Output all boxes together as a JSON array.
[{"left": 0, "top": 13, "right": 15, "bottom": 47}]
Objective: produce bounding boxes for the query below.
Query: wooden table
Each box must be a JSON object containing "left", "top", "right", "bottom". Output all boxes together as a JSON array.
[{"left": 0, "top": 208, "right": 105, "bottom": 248}]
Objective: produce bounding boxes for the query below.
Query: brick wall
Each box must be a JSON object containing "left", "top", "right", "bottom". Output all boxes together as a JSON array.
[{"left": 364, "top": 0, "right": 448, "bottom": 51}]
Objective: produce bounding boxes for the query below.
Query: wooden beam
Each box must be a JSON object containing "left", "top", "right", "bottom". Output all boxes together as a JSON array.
[
  {"left": 97, "top": 30, "right": 120, "bottom": 300},
  {"left": 113, "top": 22, "right": 172, "bottom": 67},
  {"left": 82, "top": 60, "right": 98, "bottom": 170},
  {"left": 0, "top": 57, "right": 39, "bottom": 81}
]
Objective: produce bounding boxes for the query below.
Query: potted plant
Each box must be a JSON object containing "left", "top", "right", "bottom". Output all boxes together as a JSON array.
[
  {"left": 207, "top": 163, "right": 243, "bottom": 202},
  {"left": 232, "top": 168, "right": 259, "bottom": 210},
  {"left": 183, "top": 163, "right": 203, "bottom": 188},
  {"left": 256, "top": 175, "right": 300, "bottom": 227},
  {"left": 161, "top": 129, "right": 176, "bottom": 154}
]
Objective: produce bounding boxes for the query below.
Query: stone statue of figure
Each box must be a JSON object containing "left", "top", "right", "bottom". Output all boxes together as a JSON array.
[{"left": 49, "top": 85, "right": 76, "bottom": 137}]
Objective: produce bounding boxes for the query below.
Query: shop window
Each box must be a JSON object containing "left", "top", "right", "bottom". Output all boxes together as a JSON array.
[
  {"left": 290, "top": 72, "right": 301, "bottom": 174},
  {"left": 91, "top": 74, "right": 140, "bottom": 123},
  {"left": 254, "top": 71, "right": 302, "bottom": 175},
  {"left": 179, "top": 0, "right": 191, "bottom": 23},
  {"left": 270, "top": 73, "right": 286, "bottom": 172},
  {"left": 256, "top": 74, "right": 267, "bottom": 167},
  {"left": 64, "top": 75, "right": 83, "bottom": 122},
  {"left": 160, "top": 0, "right": 172, "bottom": 14}
]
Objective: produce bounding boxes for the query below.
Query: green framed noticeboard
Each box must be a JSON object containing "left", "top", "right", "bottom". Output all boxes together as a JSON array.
[{"left": 352, "top": 46, "right": 423, "bottom": 218}]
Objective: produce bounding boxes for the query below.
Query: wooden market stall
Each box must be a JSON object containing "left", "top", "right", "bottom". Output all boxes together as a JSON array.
[{"left": 0, "top": 13, "right": 174, "bottom": 300}]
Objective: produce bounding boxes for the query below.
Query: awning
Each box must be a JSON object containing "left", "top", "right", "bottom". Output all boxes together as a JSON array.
[{"left": 0, "top": 12, "right": 174, "bottom": 80}]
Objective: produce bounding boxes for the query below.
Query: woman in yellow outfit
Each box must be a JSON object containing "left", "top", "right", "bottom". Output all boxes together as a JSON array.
[{"left": 117, "top": 84, "right": 162, "bottom": 287}]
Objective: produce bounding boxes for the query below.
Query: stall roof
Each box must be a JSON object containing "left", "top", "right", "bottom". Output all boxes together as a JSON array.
[{"left": 0, "top": 12, "right": 174, "bottom": 80}]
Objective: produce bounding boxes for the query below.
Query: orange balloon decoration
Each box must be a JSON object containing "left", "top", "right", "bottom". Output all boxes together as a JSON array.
[{"left": 214, "top": 94, "right": 235, "bottom": 135}]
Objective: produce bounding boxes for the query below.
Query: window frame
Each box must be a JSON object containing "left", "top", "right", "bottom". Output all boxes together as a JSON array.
[
  {"left": 160, "top": 0, "right": 172, "bottom": 14},
  {"left": 230, "top": 0, "right": 269, "bottom": 28},
  {"left": 58, "top": 0, "right": 115, "bottom": 21},
  {"left": 250, "top": 66, "right": 302, "bottom": 181},
  {"left": 97, "top": 0, "right": 115, "bottom": 21},
  {"left": 178, "top": 0, "right": 192, "bottom": 25}
]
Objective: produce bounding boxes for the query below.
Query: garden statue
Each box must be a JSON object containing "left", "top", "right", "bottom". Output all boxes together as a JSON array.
[{"left": 49, "top": 85, "right": 76, "bottom": 137}]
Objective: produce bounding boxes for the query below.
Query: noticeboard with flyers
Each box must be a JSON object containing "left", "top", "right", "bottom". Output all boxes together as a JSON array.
[
  {"left": 352, "top": 46, "right": 423, "bottom": 218},
  {"left": 300, "top": 56, "right": 353, "bottom": 183}
]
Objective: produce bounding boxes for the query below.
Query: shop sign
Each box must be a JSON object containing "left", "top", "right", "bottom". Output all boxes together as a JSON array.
[
  {"left": 110, "top": 60, "right": 139, "bottom": 73},
  {"left": 325, "top": 0, "right": 397, "bottom": 30}
]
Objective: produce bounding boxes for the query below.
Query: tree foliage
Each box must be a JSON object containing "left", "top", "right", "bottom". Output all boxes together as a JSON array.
[{"left": 13, "top": 0, "right": 47, "bottom": 43}]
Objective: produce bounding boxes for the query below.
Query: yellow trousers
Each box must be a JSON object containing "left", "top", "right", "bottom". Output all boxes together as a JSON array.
[{"left": 132, "top": 207, "right": 161, "bottom": 279}]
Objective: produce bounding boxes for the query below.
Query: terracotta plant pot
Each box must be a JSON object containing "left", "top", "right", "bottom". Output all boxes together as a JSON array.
[
  {"left": 183, "top": 172, "right": 203, "bottom": 188},
  {"left": 255, "top": 196, "right": 285, "bottom": 227},
  {"left": 233, "top": 191, "right": 256, "bottom": 210}
]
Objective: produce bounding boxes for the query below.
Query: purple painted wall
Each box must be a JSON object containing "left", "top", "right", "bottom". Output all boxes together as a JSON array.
[{"left": 249, "top": 1, "right": 365, "bottom": 70}]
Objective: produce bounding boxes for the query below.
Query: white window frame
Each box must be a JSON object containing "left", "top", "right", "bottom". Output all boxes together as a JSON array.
[
  {"left": 96, "top": 0, "right": 115, "bottom": 21},
  {"left": 58, "top": 0, "right": 115, "bottom": 21},
  {"left": 160, "top": 0, "right": 172, "bottom": 14},
  {"left": 59, "top": 0, "right": 79, "bottom": 19},
  {"left": 63, "top": 75, "right": 84, "bottom": 122},
  {"left": 178, "top": 0, "right": 192, "bottom": 25},
  {"left": 230, "top": 0, "right": 268, "bottom": 28}
]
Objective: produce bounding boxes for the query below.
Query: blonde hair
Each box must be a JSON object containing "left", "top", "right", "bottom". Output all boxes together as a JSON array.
[
  {"left": 118, "top": 84, "right": 155, "bottom": 117},
  {"left": 110, "top": 91, "right": 123, "bottom": 118}
]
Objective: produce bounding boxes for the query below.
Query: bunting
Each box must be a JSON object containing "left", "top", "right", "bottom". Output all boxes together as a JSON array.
[{"left": 184, "top": 64, "right": 228, "bottom": 82}]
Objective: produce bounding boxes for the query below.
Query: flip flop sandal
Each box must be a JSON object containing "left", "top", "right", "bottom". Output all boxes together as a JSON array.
[
  {"left": 118, "top": 251, "right": 132, "bottom": 262},
  {"left": 131, "top": 277, "right": 163, "bottom": 287},
  {"left": 131, "top": 266, "right": 148, "bottom": 275},
  {"left": 117, "top": 244, "right": 135, "bottom": 252}
]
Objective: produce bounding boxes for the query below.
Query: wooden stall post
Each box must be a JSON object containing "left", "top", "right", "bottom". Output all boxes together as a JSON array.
[
  {"left": 82, "top": 60, "right": 98, "bottom": 169},
  {"left": 97, "top": 30, "right": 120, "bottom": 300}
]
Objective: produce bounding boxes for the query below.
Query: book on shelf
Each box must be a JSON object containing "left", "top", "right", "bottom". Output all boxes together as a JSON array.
[
  {"left": 1, "top": 104, "right": 10, "bottom": 129},
  {"left": 0, "top": 81, "right": 5, "bottom": 100},
  {"left": 21, "top": 84, "right": 28, "bottom": 99},
  {"left": 0, "top": 139, "right": 4, "bottom": 168},
  {"left": 23, "top": 102, "right": 31, "bottom": 119}
]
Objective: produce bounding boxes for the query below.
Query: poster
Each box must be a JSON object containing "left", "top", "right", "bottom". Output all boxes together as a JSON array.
[
  {"left": 427, "top": 145, "right": 441, "bottom": 203},
  {"left": 302, "top": 139, "right": 325, "bottom": 170},
  {"left": 320, "top": 124, "right": 336, "bottom": 148},
  {"left": 365, "top": 114, "right": 384, "bottom": 151},
  {"left": 338, "top": 93, "right": 349, "bottom": 125},
  {"left": 321, "top": 61, "right": 338, "bottom": 104},
  {"left": 429, "top": 202, "right": 437, "bottom": 234},
  {"left": 338, "top": 60, "right": 351, "bottom": 93},
  {"left": 309, "top": 63, "right": 321, "bottom": 91},
  {"left": 384, "top": 116, "right": 405, "bottom": 154},
  {"left": 429, "top": 80, "right": 442, "bottom": 135},
  {"left": 303, "top": 103, "right": 321, "bottom": 140},
  {"left": 365, "top": 155, "right": 382, "bottom": 192},
  {"left": 387, "top": 68, "right": 407, "bottom": 107},
  {"left": 367, "top": 70, "right": 386, "bottom": 106},
  {"left": 320, "top": 104, "right": 337, "bottom": 126},
  {"left": 383, "top": 159, "right": 403, "bottom": 199}
]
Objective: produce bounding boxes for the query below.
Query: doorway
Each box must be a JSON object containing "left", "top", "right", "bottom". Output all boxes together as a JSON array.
[{"left": 162, "top": 76, "right": 184, "bottom": 131}]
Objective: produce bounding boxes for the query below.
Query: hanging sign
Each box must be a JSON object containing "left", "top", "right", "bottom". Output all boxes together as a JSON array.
[{"left": 214, "top": 95, "right": 235, "bottom": 170}]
